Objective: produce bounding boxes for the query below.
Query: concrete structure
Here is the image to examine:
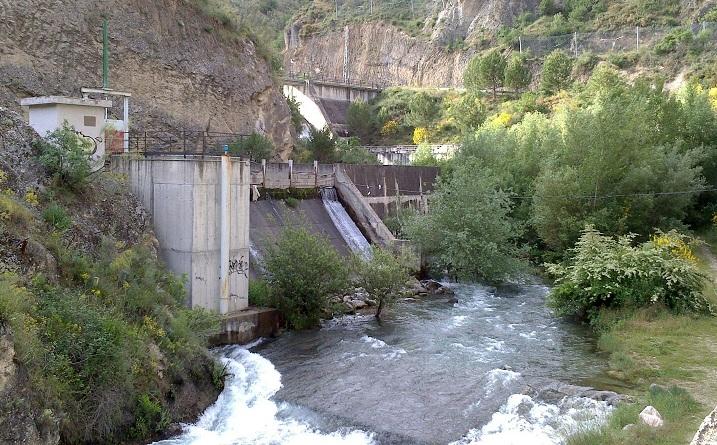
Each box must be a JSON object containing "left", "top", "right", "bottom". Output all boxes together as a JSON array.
[
  {"left": 20, "top": 96, "right": 112, "bottom": 170},
  {"left": 284, "top": 76, "right": 382, "bottom": 136},
  {"left": 361, "top": 144, "right": 459, "bottom": 166},
  {"left": 111, "top": 155, "right": 250, "bottom": 314},
  {"left": 81, "top": 88, "right": 131, "bottom": 154}
]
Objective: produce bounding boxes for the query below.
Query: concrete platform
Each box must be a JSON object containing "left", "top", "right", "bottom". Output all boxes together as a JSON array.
[{"left": 212, "top": 307, "right": 283, "bottom": 345}]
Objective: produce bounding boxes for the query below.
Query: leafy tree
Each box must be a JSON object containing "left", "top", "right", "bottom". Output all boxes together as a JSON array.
[
  {"left": 36, "top": 122, "right": 92, "bottom": 190},
  {"left": 405, "top": 158, "right": 525, "bottom": 281},
  {"left": 531, "top": 69, "right": 705, "bottom": 251},
  {"left": 304, "top": 126, "right": 336, "bottom": 162},
  {"left": 504, "top": 54, "right": 532, "bottom": 92},
  {"left": 228, "top": 132, "right": 274, "bottom": 160},
  {"left": 347, "top": 100, "right": 377, "bottom": 144},
  {"left": 354, "top": 247, "right": 410, "bottom": 319},
  {"left": 539, "top": 0, "right": 558, "bottom": 16},
  {"left": 463, "top": 55, "right": 482, "bottom": 93},
  {"left": 447, "top": 93, "right": 486, "bottom": 131},
  {"left": 541, "top": 50, "right": 573, "bottom": 94},
  {"left": 265, "top": 227, "right": 349, "bottom": 329},
  {"left": 547, "top": 227, "right": 711, "bottom": 324},
  {"left": 478, "top": 50, "right": 507, "bottom": 100},
  {"left": 405, "top": 92, "right": 440, "bottom": 128},
  {"left": 286, "top": 95, "right": 304, "bottom": 133}
]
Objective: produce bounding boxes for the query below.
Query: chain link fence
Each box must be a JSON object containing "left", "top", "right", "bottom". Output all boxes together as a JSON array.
[{"left": 519, "top": 22, "right": 717, "bottom": 57}]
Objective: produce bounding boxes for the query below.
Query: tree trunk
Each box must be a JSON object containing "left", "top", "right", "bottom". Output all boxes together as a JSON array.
[{"left": 375, "top": 299, "right": 384, "bottom": 319}]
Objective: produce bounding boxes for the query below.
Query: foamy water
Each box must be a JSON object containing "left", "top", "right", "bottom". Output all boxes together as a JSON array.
[{"left": 151, "top": 347, "right": 375, "bottom": 445}]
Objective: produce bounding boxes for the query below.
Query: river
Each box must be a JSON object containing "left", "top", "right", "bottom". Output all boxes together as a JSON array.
[{"left": 153, "top": 282, "right": 613, "bottom": 445}]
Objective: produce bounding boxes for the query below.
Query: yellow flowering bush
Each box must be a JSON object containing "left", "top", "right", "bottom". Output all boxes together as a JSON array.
[
  {"left": 487, "top": 112, "right": 512, "bottom": 127},
  {"left": 381, "top": 119, "right": 400, "bottom": 136},
  {"left": 651, "top": 232, "right": 697, "bottom": 263},
  {"left": 412, "top": 127, "right": 429, "bottom": 144},
  {"left": 710, "top": 87, "right": 717, "bottom": 110},
  {"left": 24, "top": 190, "right": 39, "bottom": 206}
]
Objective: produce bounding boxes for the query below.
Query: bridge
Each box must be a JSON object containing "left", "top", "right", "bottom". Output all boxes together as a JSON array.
[{"left": 283, "top": 73, "right": 384, "bottom": 136}]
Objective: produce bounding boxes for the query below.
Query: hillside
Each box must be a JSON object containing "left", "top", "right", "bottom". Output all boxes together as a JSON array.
[{"left": 0, "top": 0, "right": 294, "bottom": 158}]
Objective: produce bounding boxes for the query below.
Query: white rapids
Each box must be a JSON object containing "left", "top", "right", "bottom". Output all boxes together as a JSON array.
[{"left": 150, "top": 346, "right": 375, "bottom": 445}]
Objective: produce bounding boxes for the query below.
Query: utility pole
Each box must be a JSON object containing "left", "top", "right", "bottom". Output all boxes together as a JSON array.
[
  {"left": 636, "top": 26, "right": 640, "bottom": 51},
  {"left": 102, "top": 18, "right": 110, "bottom": 89},
  {"left": 335, "top": 0, "right": 339, "bottom": 18},
  {"left": 369, "top": 0, "right": 373, "bottom": 14}
]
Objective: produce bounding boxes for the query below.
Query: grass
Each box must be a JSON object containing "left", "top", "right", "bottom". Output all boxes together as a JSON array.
[{"left": 568, "top": 227, "right": 717, "bottom": 444}]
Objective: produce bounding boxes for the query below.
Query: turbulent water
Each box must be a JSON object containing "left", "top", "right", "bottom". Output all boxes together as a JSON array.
[
  {"left": 153, "top": 283, "right": 612, "bottom": 445},
  {"left": 320, "top": 188, "right": 372, "bottom": 259}
]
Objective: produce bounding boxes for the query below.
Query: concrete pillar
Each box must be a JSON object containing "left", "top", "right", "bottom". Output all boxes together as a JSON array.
[{"left": 219, "top": 155, "right": 231, "bottom": 314}]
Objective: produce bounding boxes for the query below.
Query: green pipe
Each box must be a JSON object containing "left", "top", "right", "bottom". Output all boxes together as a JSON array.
[{"left": 102, "top": 18, "right": 109, "bottom": 89}]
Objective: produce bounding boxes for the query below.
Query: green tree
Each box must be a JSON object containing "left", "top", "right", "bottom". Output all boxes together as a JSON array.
[
  {"left": 405, "top": 92, "right": 440, "bottom": 128},
  {"left": 463, "top": 55, "right": 482, "bottom": 93},
  {"left": 355, "top": 247, "right": 410, "bottom": 319},
  {"left": 479, "top": 50, "right": 507, "bottom": 100},
  {"left": 304, "top": 126, "right": 336, "bottom": 162},
  {"left": 504, "top": 54, "right": 532, "bottom": 92},
  {"left": 286, "top": 95, "right": 304, "bottom": 133},
  {"left": 541, "top": 50, "right": 573, "bottom": 94},
  {"left": 228, "top": 132, "right": 274, "bottom": 160},
  {"left": 36, "top": 122, "right": 92, "bottom": 190},
  {"left": 336, "top": 137, "right": 379, "bottom": 164},
  {"left": 447, "top": 93, "right": 486, "bottom": 131},
  {"left": 405, "top": 158, "right": 525, "bottom": 281},
  {"left": 347, "top": 100, "right": 377, "bottom": 144},
  {"left": 265, "top": 227, "right": 349, "bottom": 329},
  {"left": 539, "top": 0, "right": 558, "bottom": 16}
]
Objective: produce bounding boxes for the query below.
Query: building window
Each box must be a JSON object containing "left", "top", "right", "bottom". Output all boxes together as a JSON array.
[{"left": 84, "top": 116, "right": 97, "bottom": 127}]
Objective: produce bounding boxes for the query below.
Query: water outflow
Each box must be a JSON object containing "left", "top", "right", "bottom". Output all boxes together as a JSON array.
[
  {"left": 150, "top": 345, "right": 375, "bottom": 445},
  {"left": 320, "top": 187, "right": 372, "bottom": 259}
]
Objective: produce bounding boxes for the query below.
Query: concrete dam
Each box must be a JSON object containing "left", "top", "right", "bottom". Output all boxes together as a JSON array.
[{"left": 110, "top": 155, "right": 436, "bottom": 340}]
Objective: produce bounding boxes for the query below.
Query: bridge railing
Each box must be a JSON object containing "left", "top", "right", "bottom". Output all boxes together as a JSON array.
[
  {"left": 127, "top": 131, "right": 249, "bottom": 157},
  {"left": 284, "top": 71, "right": 387, "bottom": 90}
]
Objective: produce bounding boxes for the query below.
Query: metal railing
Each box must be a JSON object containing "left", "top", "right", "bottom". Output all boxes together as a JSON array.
[
  {"left": 284, "top": 71, "right": 388, "bottom": 90},
  {"left": 126, "top": 131, "right": 248, "bottom": 157}
]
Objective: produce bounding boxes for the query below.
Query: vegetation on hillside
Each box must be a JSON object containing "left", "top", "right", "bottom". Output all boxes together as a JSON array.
[{"left": 0, "top": 122, "right": 221, "bottom": 443}]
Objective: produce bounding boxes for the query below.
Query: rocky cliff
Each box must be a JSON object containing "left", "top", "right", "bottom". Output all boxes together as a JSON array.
[
  {"left": 0, "top": 0, "right": 294, "bottom": 158},
  {"left": 425, "top": 0, "right": 539, "bottom": 43},
  {"left": 285, "top": 21, "right": 475, "bottom": 88}
]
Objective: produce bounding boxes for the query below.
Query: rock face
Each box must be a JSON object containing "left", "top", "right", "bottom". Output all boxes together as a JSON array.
[
  {"left": 285, "top": 22, "right": 474, "bottom": 88},
  {"left": 691, "top": 405, "right": 717, "bottom": 445},
  {"left": 639, "top": 405, "right": 664, "bottom": 428},
  {"left": 426, "top": 0, "right": 539, "bottom": 43},
  {"left": 0, "top": 0, "right": 293, "bottom": 158}
]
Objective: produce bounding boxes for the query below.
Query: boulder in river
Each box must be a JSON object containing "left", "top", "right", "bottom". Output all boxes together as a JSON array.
[{"left": 639, "top": 406, "right": 664, "bottom": 428}]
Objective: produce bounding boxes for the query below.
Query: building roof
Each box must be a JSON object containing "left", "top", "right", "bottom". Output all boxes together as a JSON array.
[{"left": 19, "top": 96, "right": 112, "bottom": 108}]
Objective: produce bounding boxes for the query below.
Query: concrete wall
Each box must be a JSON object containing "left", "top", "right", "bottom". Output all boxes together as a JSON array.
[
  {"left": 250, "top": 161, "right": 335, "bottom": 189},
  {"left": 111, "top": 155, "right": 250, "bottom": 314}
]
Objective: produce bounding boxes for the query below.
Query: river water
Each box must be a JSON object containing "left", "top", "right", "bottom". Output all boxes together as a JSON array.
[{"left": 153, "top": 282, "right": 613, "bottom": 445}]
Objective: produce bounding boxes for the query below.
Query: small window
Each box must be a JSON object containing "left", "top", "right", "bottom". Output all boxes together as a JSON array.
[{"left": 84, "top": 115, "right": 97, "bottom": 127}]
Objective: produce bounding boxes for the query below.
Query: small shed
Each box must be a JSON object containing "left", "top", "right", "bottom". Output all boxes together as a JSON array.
[{"left": 19, "top": 96, "right": 113, "bottom": 170}]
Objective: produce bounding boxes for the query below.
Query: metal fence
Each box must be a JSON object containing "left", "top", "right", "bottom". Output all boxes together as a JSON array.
[
  {"left": 127, "top": 131, "right": 248, "bottom": 157},
  {"left": 519, "top": 22, "right": 717, "bottom": 57}
]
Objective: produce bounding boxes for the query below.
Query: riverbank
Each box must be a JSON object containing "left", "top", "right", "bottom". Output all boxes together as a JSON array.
[{"left": 566, "top": 230, "right": 717, "bottom": 444}]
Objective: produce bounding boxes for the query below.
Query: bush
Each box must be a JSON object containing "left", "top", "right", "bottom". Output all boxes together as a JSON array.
[
  {"left": 228, "top": 132, "right": 274, "bottom": 160},
  {"left": 347, "top": 101, "right": 377, "bottom": 144},
  {"left": 547, "top": 227, "right": 712, "bottom": 324},
  {"left": 303, "top": 126, "right": 336, "bottom": 162},
  {"left": 335, "top": 138, "right": 379, "bottom": 165},
  {"left": 354, "top": 247, "right": 410, "bottom": 319},
  {"left": 654, "top": 27, "right": 693, "bottom": 55},
  {"left": 42, "top": 203, "right": 72, "bottom": 232},
  {"left": 265, "top": 227, "right": 349, "bottom": 329},
  {"left": 504, "top": 54, "right": 532, "bottom": 92},
  {"left": 36, "top": 122, "right": 92, "bottom": 190},
  {"left": 248, "top": 279, "right": 271, "bottom": 307},
  {"left": 286, "top": 95, "right": 304, "bottom": 133}
]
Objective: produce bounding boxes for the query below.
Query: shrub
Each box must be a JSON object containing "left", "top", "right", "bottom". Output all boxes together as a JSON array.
[
  {"left": 228, "top": 132, "right": 274, "bottom": 161},
  {"left": 354, "top": 247, "right": 410, "bottom": 319},
  {"left": 405, "top": 92, "right": 440, "bottom": 128},
  {"left": 248, "top": 279, "right": 271, "bottom": 307},
  {"left": 36, "top": 122, "right": 92, "bottom": 190},
  {"left": 546, "top": 227, "right": 712, "bottom": 324},
  {"left": 347, "top": 100, "right": 377, "bottom": 144},
  {"left": 335, "top": 138, "right": 379, "bottom": 165},
  {"left": 42, "top": 203, "right": 72, "bottom": 232},
  {"left": 303, "top": 126, "right": 336, "bottom": 162},
  {"left": 446, "top": 93, "right": 486, "bottom": 131},
  {"left": 284, "top": 196, "right": 299, "bottom": 208},
  {"left": 654, "top": 27, "right": 693, "bottom": 55},
  {"left": 265, "top": 227, "right": 349, "bottom": 329},
  {"left": 412, "top": 127, "right": 429, "bottom": 144},
  {"left": 541, "top": 50, "right": 573, "bottom": 94},
  {"left": 286, "top": 95, "right": 304, "bottom": 133}
]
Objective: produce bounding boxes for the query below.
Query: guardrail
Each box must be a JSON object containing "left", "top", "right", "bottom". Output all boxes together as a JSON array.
[
  {"left": 284, "top": 72, "right": 387, "bottom": 90},
  {"left": 126, "top": 131, "right": 248, "bottom": 157}
]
